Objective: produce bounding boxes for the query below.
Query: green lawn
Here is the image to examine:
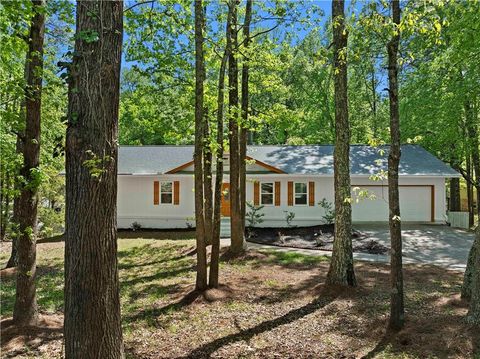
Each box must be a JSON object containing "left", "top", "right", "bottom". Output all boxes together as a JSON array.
[{"left": 1, "top": 236, "right": 478, "bottom": 358}]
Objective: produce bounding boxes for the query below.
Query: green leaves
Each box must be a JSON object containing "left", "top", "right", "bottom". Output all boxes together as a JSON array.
[{"left": 76, "top": 29, "right": 99, "bottom": 43}]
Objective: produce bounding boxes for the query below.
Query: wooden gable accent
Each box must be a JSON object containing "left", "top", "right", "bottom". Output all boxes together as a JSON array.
[
  {"left": 245, "top": 156, "right": 286, "bottom": 174},
  {"left": 165, "top": 160, "right": 194, "bottom": 174},
  {"left": 165, "top": 155, "right": 286, "bottom": 174}
]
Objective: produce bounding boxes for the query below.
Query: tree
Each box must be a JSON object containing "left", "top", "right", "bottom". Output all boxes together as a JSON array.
[
  {"left": 239, "top": 0, "right": 252, "bottom": 240},
  {"left": 227, "top": 0, "right": 245, "bottom": 255},
  {"left": 466, "top": 227, "right": 480, "bottom": 325},
  {"left": 64, "top": 1, "right": 124, "bottom": 357},
  {"left": 386, "top": 0, "right": 404, "bottom": 331},
  {"left": 194, "top": 0, "right": 208, "bottom": 291},
  {"left": 13, "top": 0, "right": 45, "bottom": 326},
  {"left": 326, "top": 0, "right": 356, "bottom": 287},
  {"left": 209, "top": 3, "right": 233, "bottom": 288}
]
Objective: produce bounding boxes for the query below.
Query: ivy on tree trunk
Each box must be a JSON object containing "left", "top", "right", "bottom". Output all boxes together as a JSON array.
[{"left": 13, "top": 0, "right": 45, "bottom": 326}]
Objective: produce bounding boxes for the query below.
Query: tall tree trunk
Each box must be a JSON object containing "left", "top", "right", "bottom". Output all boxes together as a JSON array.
[
  {"left": 210, "top": 49, "right": 229, "bottom": 288},
  {"left": 64, "top": 2, "right": 124, "bottom": 357},
  {"left": 239, "top": 0, "right": 252, "bottom": 242},
  {"left": 386, "top": 0, "right": 404, "bottom": 331},
  {"left": 467, "top": 155, "right": 474, "bottom": 226},
  {"left": 467, "top": 103, "right": 480, "bottom": 219},
  {"left": 194, "top": 0, "right": 208, "bottom": 291},
  {"left": 466, "top": 227, "right": 480, "bottom": 325},
  {"left": 449, "top": 177, "right": 461, "bottom": 212},
  {"left": 0, "top": 171, "right": 10, "bottom": 242},
  {"left": 228, "top": 0, "right": 244, "bottom": 254},
  {"left": 210, "top": 1, "right": 234, "bottom": 287},
  {"left": 326, "top": 0, "right": 356, "bottom": 287},
  {"left": 462, "top": 100, "right": 480, "bottom": 300},
  {"left": 13, "top": 0, "right": 45, "bottom": 326},
  {"left": 203, "top": 117, "right": 213, "bottom": 245}
]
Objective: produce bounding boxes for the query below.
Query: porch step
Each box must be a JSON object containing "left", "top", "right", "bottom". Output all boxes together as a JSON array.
[{"left": 220, "top": 218, "right": 231, "bottom": 238}]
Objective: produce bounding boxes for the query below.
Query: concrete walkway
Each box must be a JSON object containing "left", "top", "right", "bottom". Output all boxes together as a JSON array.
[{"left": 223, "top": 224, "right": 475, "bottom": 272}]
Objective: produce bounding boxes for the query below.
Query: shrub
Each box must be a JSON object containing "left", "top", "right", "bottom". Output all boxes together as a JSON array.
[
  {"left": 131, "top": 221, "right": 142, "bottom": 231},
  {"left": 318, "top": 198, "right": 335, "bottom": 224}
]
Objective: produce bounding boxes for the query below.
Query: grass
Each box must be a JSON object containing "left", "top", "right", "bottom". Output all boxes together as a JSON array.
[{"left": 1, "top": 235, "right": 479, "bottom": 358}]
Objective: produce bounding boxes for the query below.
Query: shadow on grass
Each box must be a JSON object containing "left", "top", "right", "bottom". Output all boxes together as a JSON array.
[
  {"left": 184, "top": 287, "right": 339, "bottom": 359},
  {"left": 124, "top": 290, "right": 201, "bottom": 324},
  {"left": 0, "top": 315, "right": 63, "bottom": 356},
  {"left": 1, "top": 265, "right": 64, "bottom": 317}
]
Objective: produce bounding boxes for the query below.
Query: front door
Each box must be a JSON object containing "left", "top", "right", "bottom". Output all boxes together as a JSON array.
[{"left": 221, "top": 183, "right": 230, "bottom": 217}]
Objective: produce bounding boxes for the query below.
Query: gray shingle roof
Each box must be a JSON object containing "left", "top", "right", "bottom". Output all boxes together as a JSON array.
[{"left": 118, "top": 144, "right": 459, "bottom": 177}]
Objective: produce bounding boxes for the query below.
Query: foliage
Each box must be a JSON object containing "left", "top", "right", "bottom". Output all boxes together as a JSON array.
[
  {"left": 131, "top": 221, "right": 142, "bottom": 231},
  {"left": 318, "top": 198, "right": 335, "bottom": 224},
  {"left": 245, "top": 201, "right": 265, "bottom": 228},
  {"left": 283, "top": 210, "right": 296, "bottom": 228}
]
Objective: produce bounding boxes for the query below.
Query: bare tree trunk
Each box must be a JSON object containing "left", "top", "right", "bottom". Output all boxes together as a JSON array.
[
  {"left": 210, "top": 0, "right": 234, "bottom": 287},
  {"left": 467, "top": 105, "right": 480, "bottom": 220},
  {"left": 203, "top": 117, "right": 213, "bottom": 245},
  {"left": 64, "top": 2, "right": 124, "bottom": 357},
  {"left": 13, "top": 0, "right": 45, "bottom": 326},
  {"left": 194, "top": 0, "right": 208, "bottom": 291},
  {"left": 449, "top": 178, "right": 461, "bottom": 212},
  {"left": 466, "top": 227, "right": 480, "bottom": 325},
  {"left": 239, "top": 0, "right": 252, "bottom": 242},
  {"left": 467, "top": 155, "right": 474, "bottom": 226},
  {"left": 210, "top": 49, "right": 229, "bottom": 288},
  {"left": 228, "top": 0, "right": 244, "bottom": 255},
  {"left": 462, "top": 100, "right": 480, "bottom": 300},
  {"left": 0, "top": 171, "right": 10, "bottom": 242},
  {"left": 386, "top": 0, "right": 404, "bottom": 331},
  {"left": 326, "top": 0, "right": 356, "bottom": 287}
]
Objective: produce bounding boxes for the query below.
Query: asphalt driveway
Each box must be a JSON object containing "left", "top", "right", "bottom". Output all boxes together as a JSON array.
[
  {"left": 354, "top": 224, "right": 474, "bottom": 271},
  {"left": 244, "top": 224, "right": 475, "bottom": 272}
]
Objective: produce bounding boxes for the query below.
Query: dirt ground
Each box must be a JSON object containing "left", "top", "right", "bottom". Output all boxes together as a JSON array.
[{"left": 0, "top": 238, "right": 478, "bottom": 358}]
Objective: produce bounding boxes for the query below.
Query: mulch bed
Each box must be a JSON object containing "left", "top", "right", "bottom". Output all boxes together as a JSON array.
[{"left": 246, "top": 224, "right": 389, "bottom": 255}]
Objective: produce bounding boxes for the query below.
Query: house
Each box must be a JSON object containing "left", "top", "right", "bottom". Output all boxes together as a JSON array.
[{"left": 117, "top": 144, "right": 460, "bottom": 229}]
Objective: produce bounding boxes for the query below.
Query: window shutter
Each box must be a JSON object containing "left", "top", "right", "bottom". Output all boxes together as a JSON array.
[
  {"left": 153, "top": 181, "right": 159, "bottom": 205},
  {"left": 309, "top": 181, "right": 315, "bottom": 206},
  {"left": 288, "top": 181, "right": 293, "bottom": 206},
  {"left": 254, "top": 181, "right": 260, "bottom": 205},
  {"left": 275, "top": 182, "right": 281, "bottom": 206},
  {"left": 174, "top": 181, "right": 180, "bottom": 205}
]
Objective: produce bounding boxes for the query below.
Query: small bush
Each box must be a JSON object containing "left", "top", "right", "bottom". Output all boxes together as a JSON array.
[{"left": 131, "top": 221, "right": 142, "bottom": 231}]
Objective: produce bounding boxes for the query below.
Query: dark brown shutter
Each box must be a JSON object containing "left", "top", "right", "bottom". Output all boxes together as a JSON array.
[
  {"left": 153, "top": 181, "right": 159, "bottom": 205},
  {"left": 288, "top": 181, "right": 293, "bottom": 206},
  {"left": 254, "top": 181, "right": 260, "bottom": 205},
  {"left": 174, "top": 181, "right": 180, "bottom": 205},
  {"left": 309, "top": 181, "right": 315, "bottom": 206},
  {"left": 275, "top": 182, "right": 281, "bottom": 206}
]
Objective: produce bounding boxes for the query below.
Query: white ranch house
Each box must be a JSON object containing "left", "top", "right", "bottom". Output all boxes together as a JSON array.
[{"left": 117, "top": 144, "right": 460, "bottom": 230}]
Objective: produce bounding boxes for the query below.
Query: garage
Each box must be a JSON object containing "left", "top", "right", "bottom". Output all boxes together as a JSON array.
[{"left": 351, "top": 185, "right": 434, "bottom": 222}]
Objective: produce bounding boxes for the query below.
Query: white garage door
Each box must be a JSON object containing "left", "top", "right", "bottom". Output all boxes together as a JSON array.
[{"left": 351, "top": 186, "right": 432, "bottom": 222}]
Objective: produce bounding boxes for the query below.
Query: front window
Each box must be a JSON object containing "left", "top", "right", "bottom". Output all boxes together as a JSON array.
[
  {"left": 261, "top": 182, "right": 274, "bottom": 205},
  {"left": 160, "top": 181, "right": 173, "bottom": 204},
  {"left": 294, "top": 182, "right": 308, "bottom": 205}
]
